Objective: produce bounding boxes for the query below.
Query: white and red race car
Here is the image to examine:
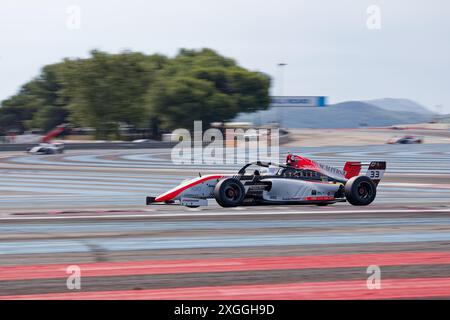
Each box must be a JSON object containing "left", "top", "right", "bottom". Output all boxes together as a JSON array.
[{"left": 146, "top": 154, "right": 386, "bottom": 208}]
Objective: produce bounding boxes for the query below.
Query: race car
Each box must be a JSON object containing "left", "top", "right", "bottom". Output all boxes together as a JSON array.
[
  {"left": 387, "top": 135, "right": 423, "bottom": 144},
  {"left": 25, "top": 124, "right": 67, "bottom": 155},
  {"left": 146, "top": 154, "right": 386, "bottom": 208},
  {"left": 27, "top": 143, "right": 64, "bottom": 155}
]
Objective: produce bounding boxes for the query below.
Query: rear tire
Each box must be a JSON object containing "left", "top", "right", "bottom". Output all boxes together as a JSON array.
[
  {"left": 214, "top": 178, "right": 245, "bottom": 207},
  {"left": 345, "top": 176, "right": 376, "bottom": 206}
]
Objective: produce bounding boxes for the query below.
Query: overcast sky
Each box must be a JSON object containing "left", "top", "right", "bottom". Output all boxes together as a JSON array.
[{"left": 1, "top": 0, "right": 449, "bottom": 112}]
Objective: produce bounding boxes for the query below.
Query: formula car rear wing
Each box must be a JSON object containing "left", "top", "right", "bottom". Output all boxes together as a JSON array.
[{"left": 347, "top": 161, "right": 386, "bottom": 186}]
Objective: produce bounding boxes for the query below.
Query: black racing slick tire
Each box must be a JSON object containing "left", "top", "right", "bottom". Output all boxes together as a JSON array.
[
  {"left": 344, "top": 176, "right": 377, "bottom": 206},
  {"left": 214, "top": 178, "right": 245, "bottom": 208}
]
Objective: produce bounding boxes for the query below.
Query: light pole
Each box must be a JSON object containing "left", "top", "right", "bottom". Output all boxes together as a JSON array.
[{"left": 277, "top": 63, "right": 287, "bottom": 127}]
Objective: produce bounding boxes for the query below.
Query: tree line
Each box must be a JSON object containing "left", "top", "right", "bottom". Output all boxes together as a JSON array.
[{"left": 0, "top": 48, "right": 271, "bottom": 139}]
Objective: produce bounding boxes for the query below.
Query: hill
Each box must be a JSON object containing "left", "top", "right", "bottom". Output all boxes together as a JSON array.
[
  {"left": 234, "top": 100, "right": 434, "bottom": 128},
  {"left": 364, "top": 98, "right": 434, "bottom": 115}
]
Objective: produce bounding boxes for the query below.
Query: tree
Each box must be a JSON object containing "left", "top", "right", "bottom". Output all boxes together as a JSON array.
[
  {"left": 1, "top": 48, "right": 271, "bottom": 138},
  {"left": 146, "top": 48, "right": 271, "bottom": 130},
  {"left": 62, "top": 50, "right": 167, "bottom": 138},
  {"left": 0, "top": 63, "right": 70, "bottom": 134},
  {"left": 26, "top": 105, "right": 69, "bottom": 132},
  {"left": 147, "top": 76, "right": 236, "bottom": 130}
]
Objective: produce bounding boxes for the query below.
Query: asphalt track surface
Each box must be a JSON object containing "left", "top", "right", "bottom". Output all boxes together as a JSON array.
[{"left": 0, "top": 144, "right": 450, "bottom": 299}]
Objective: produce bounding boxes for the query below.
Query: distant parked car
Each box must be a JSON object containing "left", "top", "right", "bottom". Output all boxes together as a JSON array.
[{"left": 387, "top": 135, "right": 423, "bottom": 144}]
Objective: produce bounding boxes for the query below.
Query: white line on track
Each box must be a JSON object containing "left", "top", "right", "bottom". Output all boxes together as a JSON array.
[
  {"left": 383, "top": 182, "right": 450, "bottom": 189},
  {"left": 1, "top": 208, "right": 450, "bottom": 221}
]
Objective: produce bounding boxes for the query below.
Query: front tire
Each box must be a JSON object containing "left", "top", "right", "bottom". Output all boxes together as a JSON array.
[
  {"left": 214, "top": 178, "right": 245, "bottom": 207},
  {"left": 345, "top": 176, "right": 377, "bottom": 206}
]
